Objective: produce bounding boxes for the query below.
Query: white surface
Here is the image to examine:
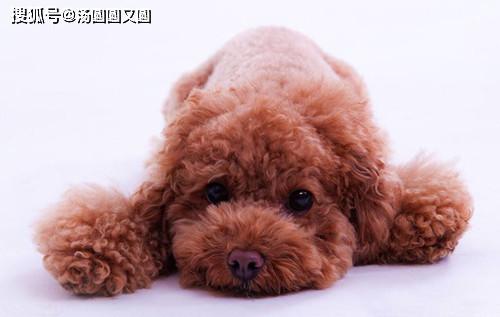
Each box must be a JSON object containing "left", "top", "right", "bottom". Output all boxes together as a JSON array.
[{"left": 1, "top": 1, "right": 499, "bottom": 316}]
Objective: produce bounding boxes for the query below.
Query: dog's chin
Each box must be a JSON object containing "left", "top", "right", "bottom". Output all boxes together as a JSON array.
[
  {"left": 206, "top": 280, "right": 284, "bottom": 298},
  {"left": 171, "top": 201, "right": 354, "bottom": 296}
]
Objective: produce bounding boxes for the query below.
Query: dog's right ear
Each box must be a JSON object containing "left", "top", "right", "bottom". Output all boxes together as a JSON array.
[{"left": 140, "top": 55, "right": 222, "bottom": 219}]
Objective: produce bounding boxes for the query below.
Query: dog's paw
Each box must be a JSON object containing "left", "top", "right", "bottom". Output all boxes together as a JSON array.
[
  {"left": 43, "top": 250, "right": 127, "bottom": 296},
  {"left": 382, "top": 156, "right": 473, "bottom": 264},
  {"left": 34, "top": 186, "right": 162, "bottom": 296},
  {"left": 383, "top": 206, "right": 468, "bottom": 263}
]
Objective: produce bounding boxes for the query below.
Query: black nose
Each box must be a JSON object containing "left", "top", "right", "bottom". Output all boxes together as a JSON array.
[{"left": 227, "top": 249, "right": 264, "bottom": 281}]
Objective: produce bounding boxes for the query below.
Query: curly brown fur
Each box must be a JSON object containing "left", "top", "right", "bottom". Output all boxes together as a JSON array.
[
  {"left": 378, "top": 156, "right": 473, "bottom": 264},
  {"left": 34, "top": 186, "right": 167, "bottom": 295},
  {"left": 34, "top": 27, "right": 473, "bottom": 297}
]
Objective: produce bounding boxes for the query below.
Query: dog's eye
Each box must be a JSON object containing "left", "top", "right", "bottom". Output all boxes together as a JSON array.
[
  {"left": 287, "top": 189, "right": 313, "bottom": 213},
  {"left": 205, "top": 182, "right": 230, "bottom": 205}
]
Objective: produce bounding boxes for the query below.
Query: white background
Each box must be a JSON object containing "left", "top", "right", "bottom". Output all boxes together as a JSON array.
[{"left": 1, "top": 1, "right": 499, "bottom": 316}]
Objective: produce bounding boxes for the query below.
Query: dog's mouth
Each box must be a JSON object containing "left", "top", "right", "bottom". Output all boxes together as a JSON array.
[
  {"left": 212, "top": 279, "right": 300, "bottom": 298},
  {"left": 170, "top": 201, "right": 342, "bottom": 295},
  {"left": 212, "top": 281, "right": 259, "bottom": 298}
]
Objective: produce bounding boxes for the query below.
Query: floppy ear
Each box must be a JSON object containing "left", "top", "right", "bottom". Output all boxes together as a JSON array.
[
  {"left": 140, "top": 54, "right": 222, "bottom": 259},
  {"left": 310, "top": 53, "right": 401, "bottom": 262},
  {"left": 336, "top": 147, "right": 400, "bottom": 262}
]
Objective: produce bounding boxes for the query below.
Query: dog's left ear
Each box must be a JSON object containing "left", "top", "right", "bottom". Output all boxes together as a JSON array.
[
  {"left": 336, "top": 147, "right": 400, "bottom": 262},
  {"left": 308, "top": 53, "right": 401, "bottom": 262}
]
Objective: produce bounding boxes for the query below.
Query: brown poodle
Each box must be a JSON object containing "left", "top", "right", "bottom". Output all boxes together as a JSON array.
[{"left": 35, "top": 27, "right": 473, "bottom": 296}]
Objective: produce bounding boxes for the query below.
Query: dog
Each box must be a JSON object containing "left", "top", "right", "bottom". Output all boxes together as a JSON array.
[{"left": 35, "top": 27, "right": 473, "bottom": 296}]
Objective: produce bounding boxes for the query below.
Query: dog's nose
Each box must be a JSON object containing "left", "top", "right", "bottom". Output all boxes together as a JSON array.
[{"left": 227, "top": 249, "right": 264, "bottom": 281}]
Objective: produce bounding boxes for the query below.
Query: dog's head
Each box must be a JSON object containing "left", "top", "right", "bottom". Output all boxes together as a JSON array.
[{"left": 137, "top": 61, "right": 397, "bottom": 295}]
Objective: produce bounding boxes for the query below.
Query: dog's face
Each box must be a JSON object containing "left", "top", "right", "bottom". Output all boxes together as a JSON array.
[{"left": 158, "top": 86, "right": 381, "bottom": 295}]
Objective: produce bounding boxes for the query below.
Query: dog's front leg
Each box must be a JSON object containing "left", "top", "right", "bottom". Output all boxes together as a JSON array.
[
  {"left": 380, "top": 156, "right": 473, "bottom": 263},
  {"left": 35, "top": 184, "right": 168, "bottom": 296}
]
